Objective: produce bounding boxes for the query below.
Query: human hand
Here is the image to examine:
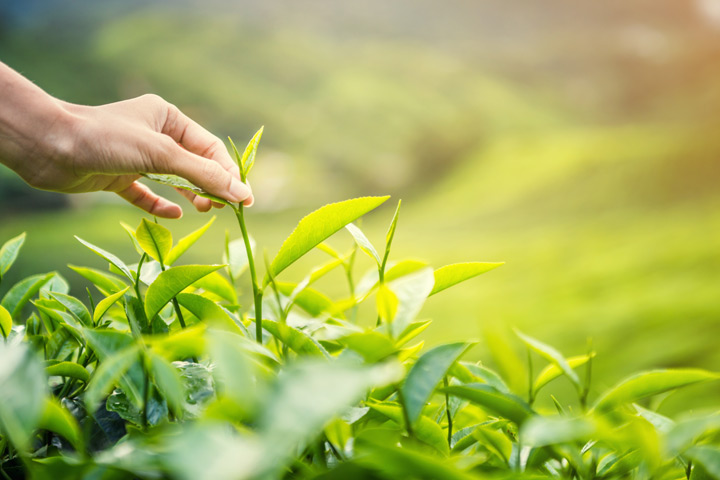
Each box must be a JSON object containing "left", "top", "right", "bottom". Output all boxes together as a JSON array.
[{"left": 0, "top": 62, "right": 253, "bottom": 218}]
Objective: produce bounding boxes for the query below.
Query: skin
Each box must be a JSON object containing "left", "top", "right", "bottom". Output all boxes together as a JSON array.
[{"left": 0, "top": 61, "right": 253, "bottom": 218}]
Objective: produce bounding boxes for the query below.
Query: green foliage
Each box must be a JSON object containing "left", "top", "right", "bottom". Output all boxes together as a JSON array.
[{"left": 0, "top": 129, "right": 718, "bottom": 480}]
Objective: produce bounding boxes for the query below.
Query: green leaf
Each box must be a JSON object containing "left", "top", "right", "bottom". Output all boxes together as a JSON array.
[
  {"left": 534, "top": 353, "right": 595, "bottom": 393},
  {"left": 1, "top": 272, "right": 55, "bottom": 319},
  {"left": 339, "top": 330, "right": 397, "bottom": 363},
  {"left": 193, "top": 271, "right": 237, "bottom": 304},
  {"left": 224, "top": 236, "right": 255, "bottom": 279},
  {"left": 41, "top": 273, "right": 70, "bottom": 295},
  {"left": 0, "top": 305, "right": 11, "bottom": 339},
  {"left": 369, "top": 402, "right": 449, "bottom": 455},
  {"left": 276, "top": 282, "right": 333, "bottom": 317},
  {"left": 259, "top": 359, "right": 402, "bottom": 459},
  {"left": 355, "top": 441, "right": 476, "bottom": 480},
  {"left": 141, "top": 173, "right": 230, "bottom": 205},
  {"left": 48, "top": 292, "right": 92, "bottom": 326},
  {"left": 430, "top": 262, "right": 504, "bottom": 296},
  {"left": 0, "top": 232, "right": 26, "bottom": 281},
  {"left": 387, "top": 265, "right": 434, "bottom": 337},
  {"left": 145, "top": 265, "right": 224, "bottom": 320},
  {"left": 176, "top": 292, "right": 243, "bottom": 335},
  {"left": 515, "top": 329, "right": 580, "bottom": 390},
  {"left": 149, "top": 352, "right": 185, "bottom": 417},
  {"left": 261, "top": 319, "right": 329, "bottom": 357},
  {"left": 687, "top": 446, "right": 720, "bottom": 480},
  {"left": 166, "top": 216, "right": 216, "bottom": 266},
  {"left": 74, "top": 236, "right": 134, "bottom": 282},
  {"left": 0, "top": 343, "right": 47, "bottom": 451},
  {"left": 520, "top": 415, "right": 595, "bottom": 447},
  {"left": 345, "top": 223, "right": 381, "bottom": 265},
  {"left": 376, "top": 283, "right": 398, "bottom": 323},
  {"left": 206, "top": 329, "right": 258, "bottom": 416},
  {"left": 120, "top": 221, "right": 143, "bottom": 255},
  {"left": 473, "top": 425, "right": 513, "bottom": 464},
  {"left": 268, "top": 196, "right": 390, "bottom": 280},
  {"left": 84, "top": 329, "right": 144, "bottom": 407},
  {"left": 45, "top": 361, "right": 90, "bottom": 383},
  {"left": 68, "top": 265, "right": 126, "bottom": 295},
  {"left": 84, "top": 344, "right": 141, "bottom": 409},
  {"left": 442, "top": 384, "right": 535, "bottom": 425},
  {"left": 136, "top": 218, "right": 173, "bottom": 265},
  {"left": 401, "top": 342, "right": 474, "bottom": 426},
  {"left": 93, "top": 286, "right": 130, "bottom": 324},
  {"left": 666, "top": 413, "right": 720, "bottom": 454},
  {"left": 229, "top": 127, "right": 264, "bottom": 181},
  {"left": 382, "top": 200, "right": 402, "bottom": 270},
  {"left": 594, "top": 369, "right": 720, "bottom": 411},
  {"left": 37, "top": 398, "right": 83, "bottom": 450}
]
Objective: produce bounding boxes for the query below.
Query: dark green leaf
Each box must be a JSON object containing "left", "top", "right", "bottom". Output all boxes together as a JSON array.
[
  {"left": 402, "top": 342, "right": 475, "bottom": 426},
  {"left": 45, "top": 361, "right": 90, "bottom": 383},
  {"left": 37, "top": 398, "right": 83, "bottom": 450},
  {"left": 84, "top": 344, "right": 141, "bottom": 409},
  {"left": 176, "top": 292, "right": 243, "bottom": 335},
  {"left": 442, "top": 384, "right": 535, "bottom": 425},
  {"left": 369, "top": 402, "right": 449, "bottom": 455},
  {"left": 68, "top": 265, "right": 126, "bottom": 295},
  {"left": 48, "top": 292, "right": 92, "bottom": 326},
  {"left": 149, "top": 352, "right": 185, "bottom": 417},
  {"left": 1, "top": 272, "right": 55, "bottom": 319}
]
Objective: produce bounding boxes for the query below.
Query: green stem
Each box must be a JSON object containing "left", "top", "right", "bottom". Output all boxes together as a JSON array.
[
  {"left": 134, "top": 253, "right": 146, "bottom": 301},
  {"left": 527, "top": 349, "right": 535, "bottom": 405},
  {"left": 444, "top": 376, "right": 453, "bottom": 447},
  {"left": 142, "top": 359, "right": 150, "bottom": 430},
  {"left": 234, "top": 205, "right": 262, "bottom": 343}
]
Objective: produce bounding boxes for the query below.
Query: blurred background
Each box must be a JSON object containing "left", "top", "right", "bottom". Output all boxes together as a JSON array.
[{"left": 1, "top": 0, "right": 719, "bottom": 406}]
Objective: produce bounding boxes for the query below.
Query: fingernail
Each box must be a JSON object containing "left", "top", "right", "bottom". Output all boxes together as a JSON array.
[{"left": 229, "top": 178, "right": 251, "bottom": 202}]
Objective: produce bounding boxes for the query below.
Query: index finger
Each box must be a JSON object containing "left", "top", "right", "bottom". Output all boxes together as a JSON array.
[{"left": 161, "top": 103, "right": 239, "bottom": 179}]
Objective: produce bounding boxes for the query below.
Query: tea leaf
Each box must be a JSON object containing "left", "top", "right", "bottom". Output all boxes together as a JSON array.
[
  {"left": 176, "top": 292, "right": 243, "bottom": 335},
  {"left": 268, "top": 196, "right": 390, "bottom": 279},
  {"left": 166, "top": 216, "right": 216, "bottom": 266},
  {"left": 430, "top": 262, "right": 504, "bottom": 296},
  {"left": 1, "top": 272, "right": 55, "bottom": 319},
  {"left": 339, "top": 330, "right": 397, "bottom": 363},
  {"left": 534, "top": 353, "right": 595, "bottom": 393},
  {"left": 0, "top": 305, "right": 11, "bottom": 339},
  {"left": 276, "top": 282, "right": 333, "bottom": 317},
  {"left": 84, "top": 329, "right": 144, "bottom": 407},
  {"left": 84, "top": 344, "right": 141, "bottom": 410},
  {"left": 356, "top": 441, "right": 476, "bottom": 480},
  {"left": 224, "top": 236, "right": 255, "bottom": 279},
  {"left": 0, "top": 343, "right": 47, "bottom": 451},
  {"left": 382, "top": 200, "right": 402, "bottom": 270},
  {"left": 68, "top": 265, "right": 126, "bottom": 295},
  {"left": 120, "top": 221, "right": 143, "bottom": 255},
  {"left": 229, "top": 127, "right": 264, "bottom": 180},
  {"left": 686, "top": 446, "right": 720, "bottom": 479},
  {"left": 402, "top": 342, "right": 474, "bottom": 426},
  {"left": 594, "top": 369, "right": 720, "bottom": 411},
  {"left": 369, "top": 402, "right": 449, "bottom": 455},
  {"left": 149, "top": 352, "right": 185, "bottom": 417},
  {"left": 345, "top": 223, "right": 381, "bottom": 265},
  {"left": 136, "top": 218, "right": 173, "bottom": 265},
  {"left": 515, "top": 329, "right": 581, "bottom": 390},
  {"left": 141, "top": 173, "right": 230, "bottom": 205},
  {"left": 376, "top": 283, "right": 398, "bottom": 323},
  {"left": 145, "top": 265, "right": 224, "bottom": 320},
  {"left": 520, "top": 415, "right": 595, "bottom": 447},
  {"left": 261, "top": 319, "right": 329, "bottom": 358},
  {"left": 0, "top": 232, "right": 26, "bottom": 281},
  {"left": 75, "top": 236, "right": 134, "bottom": 282},
  {"left": 37, "top": 398, "right": 83, "bottom": 450},
  {"left": 48, "top": 292, "right": 92, "bottom": 326},
  {"left": 387, "top": 265, "right": 434, "bottom": 337},
  {"left": 93, "top": 286, "right": 130, "bottom": 324},
  {"left": 45, "top": 361, "right": 90, "bottom": 383},
  {"left": 259, "top": 360, "right": 402, "bottom": 461},
  {"left": 193, "top": 271, "right": 237, "bottom": 304},
  {"left": 442, "top": 384, "right": 535, "bottom": 425}
]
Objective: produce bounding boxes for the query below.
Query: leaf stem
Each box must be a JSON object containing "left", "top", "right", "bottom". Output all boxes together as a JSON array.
[
  {"left": 396, "top": 386, "right": 414, "bottom": 437},
  {"left": 234, "top": 205, "right": 262, "bottom": 342}
]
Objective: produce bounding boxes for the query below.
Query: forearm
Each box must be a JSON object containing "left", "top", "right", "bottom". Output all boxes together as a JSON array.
[{"left": 0, "top": 61, "right": 72, "bottom": 183}]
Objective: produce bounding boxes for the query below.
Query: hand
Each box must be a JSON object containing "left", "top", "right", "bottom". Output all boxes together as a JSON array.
[{"left": 0, "top": 62, "right": 253, "bottom": 218}]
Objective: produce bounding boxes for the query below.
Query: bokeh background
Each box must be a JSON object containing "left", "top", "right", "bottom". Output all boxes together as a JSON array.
[{"left": 2, "top": 0, "right": 720, "bottom": 406}]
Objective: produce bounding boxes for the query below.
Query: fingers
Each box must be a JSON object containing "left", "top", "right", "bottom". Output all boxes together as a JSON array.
[
  {"left": 151, "top": 134, "right": 254, "bottom": 205},
  {"left": 173, "top": 186, "right": 226, "bottom": 212},
  {"left": 117, "top": 181, "right": 183, "bottom": 219}
]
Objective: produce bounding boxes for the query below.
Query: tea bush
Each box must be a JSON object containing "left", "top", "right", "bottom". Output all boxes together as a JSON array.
[{"left": 0, "top": 131, "right": 719, "bottom": 480}]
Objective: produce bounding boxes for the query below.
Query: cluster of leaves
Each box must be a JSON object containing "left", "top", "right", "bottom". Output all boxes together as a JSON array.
[{"left": 1, "top": 132, "right": 719, "bottom": 480}]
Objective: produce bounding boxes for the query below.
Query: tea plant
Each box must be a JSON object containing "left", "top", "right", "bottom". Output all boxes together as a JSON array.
[{"left": 0, "top": 130, "right": 719, "bottom": 480}]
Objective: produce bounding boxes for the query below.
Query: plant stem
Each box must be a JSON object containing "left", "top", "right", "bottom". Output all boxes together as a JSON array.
[
  {"left": 134, "top": 253, "right": 146, "bottom": 301},
  {"left": 234, "top": 205, "right": 262, "bottom": 343},
  {"left": 444, "top": 376, "right": 453, "bottom": 448},
  {"left": 527, "top": 349, "right": 535, "bottom": 405}
]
